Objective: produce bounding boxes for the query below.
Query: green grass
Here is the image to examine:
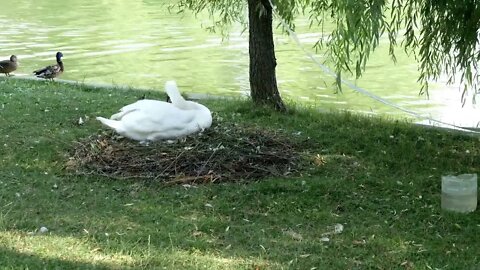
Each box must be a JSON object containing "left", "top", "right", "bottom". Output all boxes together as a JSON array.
[{"left": 0, "top": 78, "right": 479, "bottom": 269}]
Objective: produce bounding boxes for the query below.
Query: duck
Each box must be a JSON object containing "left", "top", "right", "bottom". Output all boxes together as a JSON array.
[
  {"left": 0, "top": 55, "right": 18, "bottom": 76},
  {"left": 96, "top": 80, "right": 212, "bottom": 142},
  {"left": 33, "top": 52, "right": 64, "bottom": 80}
]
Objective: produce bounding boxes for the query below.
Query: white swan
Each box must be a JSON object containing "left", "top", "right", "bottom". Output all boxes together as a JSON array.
[{"left": 96, "top": 81, "right": 212, "bottom": 142}]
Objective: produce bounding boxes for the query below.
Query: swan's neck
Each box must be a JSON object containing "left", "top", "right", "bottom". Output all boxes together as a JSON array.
[{"left": 165, "top": 83, "right": 185, "bottom": 106}]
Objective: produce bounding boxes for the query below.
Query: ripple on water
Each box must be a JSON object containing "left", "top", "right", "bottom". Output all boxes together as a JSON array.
[{"left": 0, "top": 0, "right": 477, "bottom": 127}]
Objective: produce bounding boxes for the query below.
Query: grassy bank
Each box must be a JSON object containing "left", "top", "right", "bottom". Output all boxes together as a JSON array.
[{"left": 0, "top": 78, "right": 479, "bottom": 269}]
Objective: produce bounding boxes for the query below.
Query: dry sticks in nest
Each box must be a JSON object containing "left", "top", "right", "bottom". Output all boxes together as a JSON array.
[{"left": 67, "top": 122, "right": 304, "bottom": 184}]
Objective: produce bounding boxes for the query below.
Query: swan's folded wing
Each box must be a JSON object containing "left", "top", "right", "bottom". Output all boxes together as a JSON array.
[
  {"left": 110, "top": 107, "right": 138, "bottom": 120},
  {"left": 120, "top": 107, "right": 197, "bottom": 134}
]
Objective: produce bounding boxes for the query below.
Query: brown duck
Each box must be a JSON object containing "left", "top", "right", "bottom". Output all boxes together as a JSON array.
[
  {"left": 0, "top": 55, "right": 18, "bottom": 76},
  {"left": 34, "top": 52, "right": 64, "bottom": 80}
]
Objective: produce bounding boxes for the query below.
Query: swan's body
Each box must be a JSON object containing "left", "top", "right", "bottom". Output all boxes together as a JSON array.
[
  {"left": 96, "top": 81, "right": 212, "bottom": 142},
  {"left": 0, "top": 55, "right": 18, "bottom": 76}
]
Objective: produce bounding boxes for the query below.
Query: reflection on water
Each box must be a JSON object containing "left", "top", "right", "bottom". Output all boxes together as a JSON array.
[{"left": 0, "top": 0, "right": 478, "bottom": 128}]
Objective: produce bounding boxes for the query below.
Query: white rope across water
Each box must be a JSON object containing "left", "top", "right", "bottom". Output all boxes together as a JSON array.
[{"left": 266, "top": 0, "right": 480, "bottom": 134}]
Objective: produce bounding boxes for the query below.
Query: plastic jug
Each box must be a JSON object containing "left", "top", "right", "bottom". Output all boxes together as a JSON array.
[{"left": 441, "top": 174, "right": 477, "bottom": 213}]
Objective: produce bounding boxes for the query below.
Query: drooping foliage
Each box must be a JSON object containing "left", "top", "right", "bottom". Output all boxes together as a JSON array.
[
  {"left": 314, "top": 0, "right": 480, "bottom": 99},
  {"left": 176, "top": 0, "right": 480, "bottom": 100}
]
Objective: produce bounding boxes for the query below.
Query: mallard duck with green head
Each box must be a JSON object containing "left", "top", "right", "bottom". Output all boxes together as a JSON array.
[
  {"left": 0, "top": 55, "right": 18, "bottom": 76},
  {"left": 33, "top": 52, "right": 64, "bottom": 80}
]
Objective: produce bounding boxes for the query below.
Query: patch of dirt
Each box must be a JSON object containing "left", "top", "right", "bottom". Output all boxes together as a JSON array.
[{"left": 66, "top": 121, "right": 307, "bottom": 184}]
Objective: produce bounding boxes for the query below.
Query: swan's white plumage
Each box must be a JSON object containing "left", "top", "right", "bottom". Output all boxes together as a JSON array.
[{"left": 96, "top": 81, "right": 212, "bottom": 142}]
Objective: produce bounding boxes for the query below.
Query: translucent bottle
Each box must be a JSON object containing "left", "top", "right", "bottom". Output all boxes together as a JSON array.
[{"left": 441, "top": 174, "right": 477, "bottom": 213}]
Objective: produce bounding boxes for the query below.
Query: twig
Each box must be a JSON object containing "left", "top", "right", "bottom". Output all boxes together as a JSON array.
[
  {"left": 196, "top": 142, "right": 222, "bottom": 177},
  {"left": 67, "top": 122, "right": 303, "bottom": 183}
]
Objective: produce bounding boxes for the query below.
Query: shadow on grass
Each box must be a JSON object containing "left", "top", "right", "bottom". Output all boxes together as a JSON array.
[
  {"left": 0, "top": 79, "right": 479, "bottom": 269},
  {"left": 0, "top": 246, "right": 114, "bottom": 270},
  {"left": 3, "top": 170, "right": 478, "bottom": 269}
]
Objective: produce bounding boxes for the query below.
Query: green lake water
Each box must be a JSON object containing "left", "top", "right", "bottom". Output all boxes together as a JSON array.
[{"left": 1, "top": 0, "right": 478, "bottom": 128}]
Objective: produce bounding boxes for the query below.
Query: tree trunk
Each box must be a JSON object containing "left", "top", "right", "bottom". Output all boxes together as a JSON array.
[{"left": 248, "top": 0, "right": 286, "bottom": 112}]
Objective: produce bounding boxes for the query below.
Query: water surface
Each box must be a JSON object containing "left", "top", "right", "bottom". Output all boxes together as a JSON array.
[{"left": 1, "top": 0, "right": 478, "bottom": 128}]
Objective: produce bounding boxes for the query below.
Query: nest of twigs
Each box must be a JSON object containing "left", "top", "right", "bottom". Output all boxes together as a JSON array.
[{"left": 66, "top": 121, "right": 306, "bottom": 185}]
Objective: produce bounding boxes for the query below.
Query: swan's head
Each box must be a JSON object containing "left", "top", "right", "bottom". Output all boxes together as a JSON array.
[
  {"left": 192, "top": 101, "right": 212, "bottom": 129},
  {"left": 9, "top": 55, "right": 17, "bottom": 62}
]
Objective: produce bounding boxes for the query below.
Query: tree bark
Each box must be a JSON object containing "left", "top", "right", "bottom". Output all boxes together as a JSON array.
[{"left": 248, "top": 0, "right": 286, "bottom": 112}]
